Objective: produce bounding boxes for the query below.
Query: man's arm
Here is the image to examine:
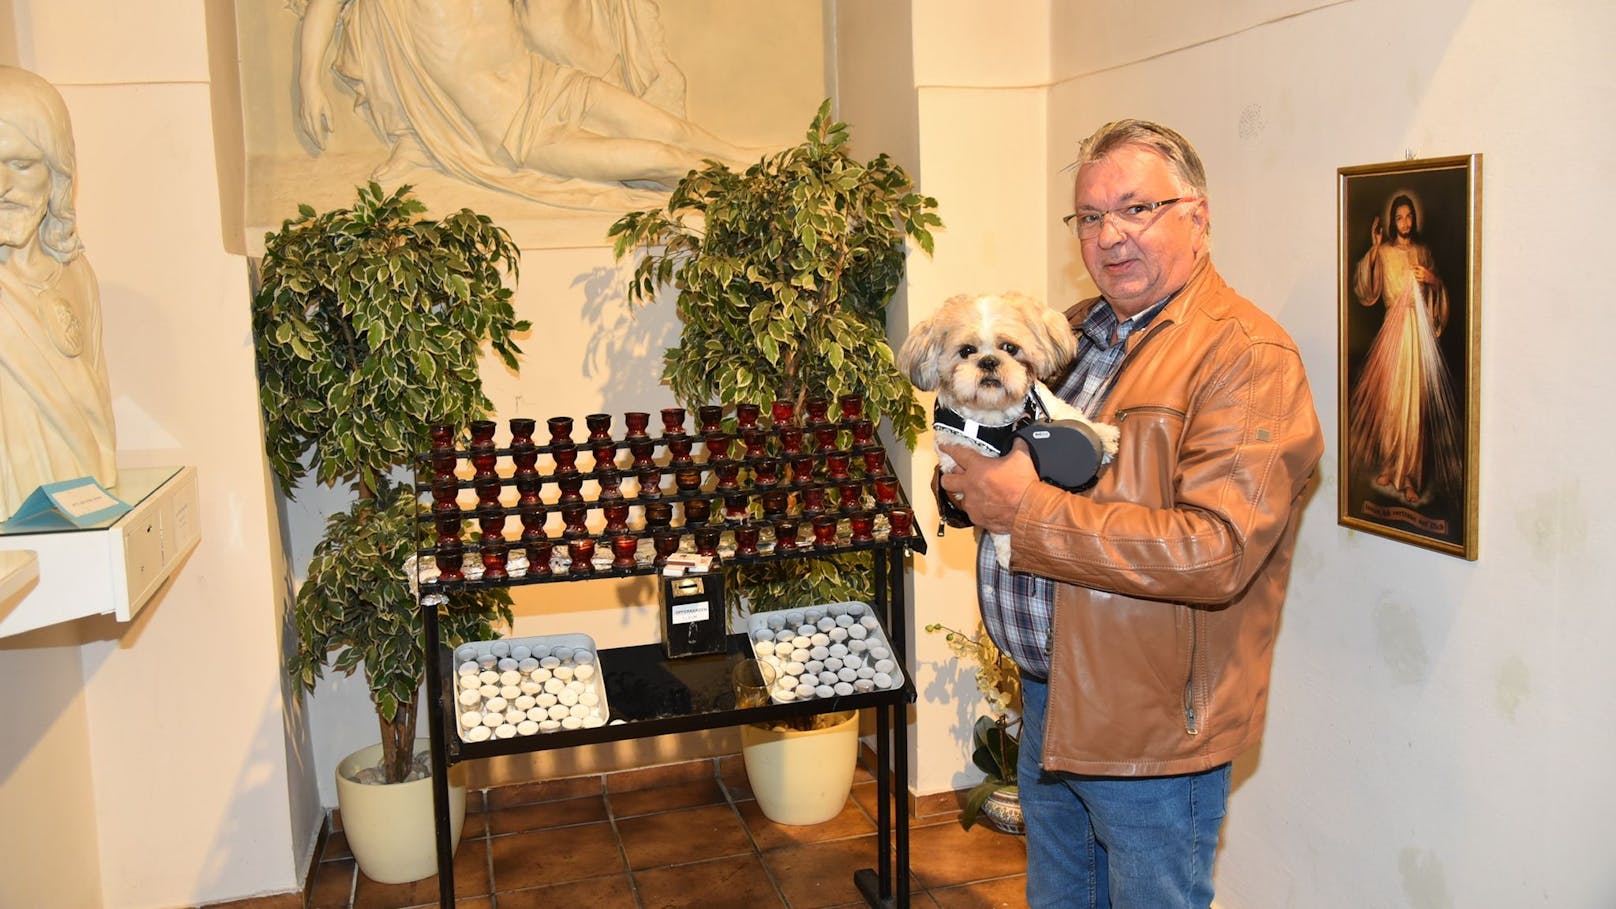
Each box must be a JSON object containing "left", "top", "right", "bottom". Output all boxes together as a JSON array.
[{"left": 996, "top": 339, "right": 1321, "bottom": 604}]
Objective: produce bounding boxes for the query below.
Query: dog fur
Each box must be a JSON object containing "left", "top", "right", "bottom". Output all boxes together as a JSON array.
[{"left": 897, "top": 292, "right": 1120, "bottom": 569}]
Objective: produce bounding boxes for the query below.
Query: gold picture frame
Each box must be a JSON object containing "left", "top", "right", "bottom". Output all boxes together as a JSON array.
[{"left": 1337, "top": 155, "right": 1481, "bottom": 560}]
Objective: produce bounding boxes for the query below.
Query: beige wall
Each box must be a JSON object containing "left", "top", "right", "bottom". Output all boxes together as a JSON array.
[
  {"left": 4, "top": 0, "right": 1613, "bottom": 905},
  {"left": 0, "top": 0, "right": 310, "bottom": 906},
  {"left": 1047, "top": 0, "right": 1616, "bottom": 906}
]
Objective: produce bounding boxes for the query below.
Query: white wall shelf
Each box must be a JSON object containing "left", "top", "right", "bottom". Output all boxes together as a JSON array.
[{"left": 0, "top": 466, "right": 200, "bottom": 639}]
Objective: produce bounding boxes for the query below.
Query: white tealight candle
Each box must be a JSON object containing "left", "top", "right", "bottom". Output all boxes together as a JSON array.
[
  {"left": 481, "top": 712, "right": 503, "bottom": 728},
  {"left": 498, "top": 657, "right": 518, "bottom": 672},
  {"left": 516, "top": 719, "right": 539, "bottom": 736},
  {"left": 490, "top": 641, "right": 510, "bottom": 658},
  {"left": 485, "top": 696, "right": 508, "bottom": 713},
  {"left": 494, "top": 724, "right": 516, "bottom": 739},
  {"left": 479, "top": 669, "right": 501, "bottom": 686},
  {"left": 455, "top": 645, "right": 478, "bottom": 662},
  {"left": 458, "top": 690, "right": 481, "bottom": 708},
  {"left": 574, "top": 664, "right": 596, "bottom": 681},
  {"left": 511, "top": 645, "right": 532, "bottom": 661},
  {"left": 464, "top": 725, "right": 491, "bottom": 742},
  {"left": 560, "top": 716, "right": 583, "bottom": 730},
  {"left": 460, "top": 711, "right": 483, "bottom": 729},
  {"left": 500, "top": 685, "right": 521, "bottom": 700},
  {"left": 539, "top": 719, "right": 561, "bottom": 732},
  {"left": 514, "top": 695, "right": 536, "bottom": 711}
]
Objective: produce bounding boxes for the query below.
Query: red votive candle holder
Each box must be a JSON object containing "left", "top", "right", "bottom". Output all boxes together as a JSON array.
[
  {"left": 682, "top": 497, "right": 711, "bottom": 525},
  {"left": 773, "top": 518, "right": 800, "bottom": 551},
  {"left": 653, "top": 530, "right": 680, "bottom": 566},
  {"left": 733, "top": 523, "right": 761, "bottom": 557},
  {"left": 694, "top": 527, "right": 720, "bottom": 557},
  {"left": 567, "top": 538, "right": 596, "bottom": 574},
  {"left": 848, "top": 510, "right": 876, "bottom": 543},
  {"left": 886, "top": 506, "right": 914, "bottom": 539},
  {"left": 811, "top": 515, "right": 839, "bottom": 550},
  {"left": 610, "top": 534, "right": 638, "bottom": 570},
  {"left": 872, "top": 474, "right": 900, "bottom": 505},
  {"left": 524, "top": 539, "right": 552, "bottom": 576},
  {"left": 546, "top": 416, "right": 573, "bottom": 446},
  {"left": 661, "top": 407, "right": 687, "bottom": 436},
  {"left": 697, "top": 405, "right": 723, "bottom": 434}
]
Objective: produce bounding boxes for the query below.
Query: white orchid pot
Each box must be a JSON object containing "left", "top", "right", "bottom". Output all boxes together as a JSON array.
[
  {"left": 335, "top": 739, "right": 467, "bottom": 884},
  {"left": 740, "top": 710, "right": 859, "bottom": 825}
]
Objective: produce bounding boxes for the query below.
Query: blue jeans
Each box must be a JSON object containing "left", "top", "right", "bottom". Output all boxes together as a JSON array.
[{"left": 1018, "top": 673, "right": 1231, "bottom": 909}]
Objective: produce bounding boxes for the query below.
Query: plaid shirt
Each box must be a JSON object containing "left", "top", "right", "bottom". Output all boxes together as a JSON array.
[{"left": 977, "top": 296, "right": 1169, "bottom": 677}]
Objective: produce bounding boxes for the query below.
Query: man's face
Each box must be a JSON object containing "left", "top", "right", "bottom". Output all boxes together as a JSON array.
[
  {"left": 0, "top": 122, "right": 51, "bottom": 251},
  {"left": 1392, "top": 203, "right": 1414, "bottom": 240},
  {"left": 1073, "top": 144, "right": 1208, "bottom": 318}
]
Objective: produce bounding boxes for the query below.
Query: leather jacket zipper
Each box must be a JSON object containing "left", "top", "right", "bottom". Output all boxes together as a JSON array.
[{"left": 1183, "top": 609, "right": 1201, "bottom": 735}]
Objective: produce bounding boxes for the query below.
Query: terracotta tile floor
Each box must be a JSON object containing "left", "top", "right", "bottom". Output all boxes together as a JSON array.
[{"left": 209, "top": 752, "right": 1027, "bottom": 909}]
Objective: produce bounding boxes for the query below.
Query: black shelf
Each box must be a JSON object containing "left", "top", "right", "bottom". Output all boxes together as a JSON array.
[
  {"left": 438, "top": 633, "right": 914, "bottom": 762},
  {"left": 416, "top": 410, "right": 917, "bottom": 908}
]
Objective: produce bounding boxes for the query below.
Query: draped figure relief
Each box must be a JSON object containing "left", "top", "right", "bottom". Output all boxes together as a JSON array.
[{"left": 293, "top": 0, "right": 766, "bottom": 207}]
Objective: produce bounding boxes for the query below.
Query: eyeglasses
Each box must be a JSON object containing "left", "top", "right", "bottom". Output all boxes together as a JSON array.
[{"left": 1063, "top": 197, "right": 1195, "bottom": 239}]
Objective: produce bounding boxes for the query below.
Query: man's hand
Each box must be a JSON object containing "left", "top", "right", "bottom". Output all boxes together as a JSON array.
[{"left": 937, "top": 441, "right": 1039, "bottom": 535}]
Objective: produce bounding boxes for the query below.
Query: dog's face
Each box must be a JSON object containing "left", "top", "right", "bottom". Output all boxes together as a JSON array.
[{"left": 896, "top": 293, "right": 1078, "bottom": 423}]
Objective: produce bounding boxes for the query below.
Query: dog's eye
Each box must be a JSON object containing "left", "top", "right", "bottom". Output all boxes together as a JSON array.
[
  {"left": 957, "top": 345, "right": 977, "bottom": 358},
  {"left": 1000, "top": 343, "right": 1021, "bottom": 357}
]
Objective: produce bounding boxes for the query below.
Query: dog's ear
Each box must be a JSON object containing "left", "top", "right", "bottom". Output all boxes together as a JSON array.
[
  {"left": 896, "top": 299, "right": 961, "bottom": 390},
  {"left": 1029, "top": 303, "right": 1079, "bottom": 379}
]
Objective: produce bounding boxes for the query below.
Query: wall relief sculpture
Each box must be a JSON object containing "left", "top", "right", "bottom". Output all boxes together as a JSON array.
[
  {"left": 241, "top": 0, "right": 829, "bottom": 249},
  {"left": 0, "top": 66, "right": 117, "bottom": 522}
]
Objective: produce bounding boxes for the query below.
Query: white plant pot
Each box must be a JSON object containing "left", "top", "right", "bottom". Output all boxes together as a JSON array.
[
  {"left": 335, "top": 739, "right": 467, "bottom": 884},
  {"left": 740, "top": 710, "right": 859, "bottom": 825}
]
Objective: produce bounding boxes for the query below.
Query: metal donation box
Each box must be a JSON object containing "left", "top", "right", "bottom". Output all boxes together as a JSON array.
[{"left": 658, "top": 565, "right": 727, "bottom": 658}]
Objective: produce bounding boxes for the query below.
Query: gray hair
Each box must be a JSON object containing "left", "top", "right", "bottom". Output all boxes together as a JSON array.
[{"left": 1074, "top": 119, "right": 1208, "bottom": 198}]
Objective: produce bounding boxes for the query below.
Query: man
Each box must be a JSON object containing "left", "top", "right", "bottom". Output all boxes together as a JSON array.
[
  {"left": 1348, "top": 193, "right": 1461, "bottom": 506},
  {"left": 938, "top": 120, "right": 1322, "bottom": 908},
  {"left": 0, "top": 65, "right": 117, "bottom": 522}
]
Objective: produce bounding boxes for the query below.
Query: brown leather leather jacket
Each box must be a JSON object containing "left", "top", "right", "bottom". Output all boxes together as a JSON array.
[{"left": 1010, "top": 261, "right": 1323, "bottom": 776}]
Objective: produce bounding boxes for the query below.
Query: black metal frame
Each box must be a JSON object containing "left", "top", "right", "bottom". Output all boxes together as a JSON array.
[{"left": 413, "top": 420, "right": 923, "bottom": 908}]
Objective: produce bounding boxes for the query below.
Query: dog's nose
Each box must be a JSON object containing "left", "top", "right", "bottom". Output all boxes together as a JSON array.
[{"left": 978, "top": 355, "right": 999, "bottom": 372}]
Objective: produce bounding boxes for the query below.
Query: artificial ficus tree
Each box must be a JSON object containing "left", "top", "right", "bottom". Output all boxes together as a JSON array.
[
  {"left": 610, "top": 100, "right": 941, "bottom": 610},
  {"left": 254, "top": 183, "right": 528, "bottom": 783}
]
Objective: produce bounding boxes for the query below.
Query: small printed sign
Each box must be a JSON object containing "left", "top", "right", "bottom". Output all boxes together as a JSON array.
[{"left": 670, "top": 599, "right": 710, "bottom": 625}]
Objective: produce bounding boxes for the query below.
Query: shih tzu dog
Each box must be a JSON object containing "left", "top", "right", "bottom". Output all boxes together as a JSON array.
[{"left": 897, "top": 292, "right": 1120, "bottom": 568}]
